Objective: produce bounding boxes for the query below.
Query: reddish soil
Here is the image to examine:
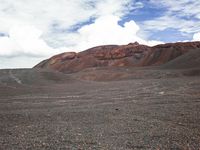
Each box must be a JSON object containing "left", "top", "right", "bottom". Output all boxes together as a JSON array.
[{"left": 35, "top": 41, "right": 200, "bottom": 73}]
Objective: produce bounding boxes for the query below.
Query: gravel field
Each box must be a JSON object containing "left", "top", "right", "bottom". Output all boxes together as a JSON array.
[{"left": 0, "top": 69, "right": 200, "bottom": 149}]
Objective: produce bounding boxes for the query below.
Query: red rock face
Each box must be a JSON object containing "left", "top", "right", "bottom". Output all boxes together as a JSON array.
[{"left": 34, "top": 42, "right": 200, "bottom": 73}]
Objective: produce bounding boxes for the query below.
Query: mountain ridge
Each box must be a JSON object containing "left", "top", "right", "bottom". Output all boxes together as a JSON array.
[{"left": 34, "top": 41, "right": 200, "bottom": 73}]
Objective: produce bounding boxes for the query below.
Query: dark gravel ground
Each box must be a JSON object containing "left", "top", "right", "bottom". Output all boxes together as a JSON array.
[{"left": 0, "top": 69, "right": 200, "bottom": 149}]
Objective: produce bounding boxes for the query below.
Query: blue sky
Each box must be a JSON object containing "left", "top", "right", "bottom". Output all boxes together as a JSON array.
[
  {"left": 0, "top": 0, "right": 200, "bottom": 68},
  {"left": 120, "top": 0, "right": 199, "bottom": 42}
]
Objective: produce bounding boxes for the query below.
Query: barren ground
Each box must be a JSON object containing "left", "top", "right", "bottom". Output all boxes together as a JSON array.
[{"left": 0, "top": 69, "right": 200, "bottom": 149}]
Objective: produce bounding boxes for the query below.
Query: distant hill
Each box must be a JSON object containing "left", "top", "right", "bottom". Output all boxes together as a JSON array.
[{"left": 34, "top": 42, "right": 200, "bottom": 73}]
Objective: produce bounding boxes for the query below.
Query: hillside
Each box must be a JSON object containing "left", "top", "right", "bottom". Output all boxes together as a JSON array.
[{"left": 34, "top": 42, "right": 200, "bottom": 73}]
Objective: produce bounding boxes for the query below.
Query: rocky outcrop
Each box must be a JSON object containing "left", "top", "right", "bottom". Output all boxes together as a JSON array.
[{"left": 34, "top": 42, "right": 200, "bottom": 73}]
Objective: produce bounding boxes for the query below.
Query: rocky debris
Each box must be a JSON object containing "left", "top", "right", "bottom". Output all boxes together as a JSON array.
[
  {"left": 1, "top": 74, "right": 200, "bottom": 149},
  {"left": 34, "top": 42, "right": 200, "bottom": 73}
]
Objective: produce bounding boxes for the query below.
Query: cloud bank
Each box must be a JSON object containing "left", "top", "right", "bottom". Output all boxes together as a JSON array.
[
  {"left": 0, "top": 0, "right": 162, "bottom": 68},
  {"left": 0, "top": 0, "right": 199, "bottom": 68}
]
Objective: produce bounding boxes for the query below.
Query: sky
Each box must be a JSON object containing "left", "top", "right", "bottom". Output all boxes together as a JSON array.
[{"left": 0, "top": 0, "right": 200, "bottom": 68}]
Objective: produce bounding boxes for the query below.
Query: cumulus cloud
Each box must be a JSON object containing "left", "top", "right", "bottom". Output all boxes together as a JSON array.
[
  {"left": 65, "top": 15, "right": 163, "bottom": 51},
  {"left": 0, "top": 23, "right": 70, "bottom": 58},
  {"left": 0, "top": 15, "right": 163, "bottom": 57},
  {"left": 193, "top": 32, "right": 200, "bottom": 41},
  {"left": 0, "top": 0, "right": 134, "bottom": 33},
  {"left": 0, "top": 0, "right": 163, "bottom": 68}
]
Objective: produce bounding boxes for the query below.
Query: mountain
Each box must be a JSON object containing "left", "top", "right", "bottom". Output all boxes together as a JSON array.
[
  {"left": 161, "top": 48, "right": 200, "bottom": 69},
  {"left": 34, "top": 41, "right": 200, "bottom": 73}
]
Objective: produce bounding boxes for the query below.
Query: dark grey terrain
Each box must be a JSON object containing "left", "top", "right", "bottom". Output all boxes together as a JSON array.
[{"left": 0, "top": 67, "right": 200, "bottom": 150}]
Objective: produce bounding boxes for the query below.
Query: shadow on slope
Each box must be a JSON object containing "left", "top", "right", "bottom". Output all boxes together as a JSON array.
[
  {"left": 0, "top": 69, "right": 74, "bottom": 86},
  {"left": 0, "top": 69, "right": 76, "bottom": 97},
  {"left": 161, "top": 49, "right": 200, "bottom": 76},
  {"left": 161, "top": 49, "right": 200, "bottom": 69}
]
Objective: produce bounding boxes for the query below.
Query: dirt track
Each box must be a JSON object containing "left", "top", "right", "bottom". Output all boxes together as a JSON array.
[{"left": 0, "top": 68, "right": 200, "bottom": 150}]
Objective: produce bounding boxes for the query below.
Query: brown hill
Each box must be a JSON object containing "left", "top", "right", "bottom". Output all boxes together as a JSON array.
[
  {"left": 34, "top": 42, "right": 200, "bottom": 73},
  {"left": 161, "top": 48, "right": 200, "bottom": 69}
]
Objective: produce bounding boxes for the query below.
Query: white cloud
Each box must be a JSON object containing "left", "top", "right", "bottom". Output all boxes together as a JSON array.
[
  {"left": 143, "top": 0, "right": 200, "bottom": 36},
  {"left": 0, "top": 23, "right": 61, "bottom": 57},
  {"left": 0, "top": 15, "right": 163, "bottom": 57},
  {"left": 0, "top": 56, "right": 45, "bottom": 69},
  {"left": 64, "top": 15, "right": 163, "bottom": 51},
  {"left": 0, "top": 0, "right": 134, "bottom": 50},
  {"left": 0, "top": 0, "right": 164, "bottom": 68},
  {"left": 193, "top": 32, "right": 200, "bottom": 41},
  {"left": 150, "top": 0, "right": 200, "bottom": 19},
  {"left": 0, "top": 0, "right": 134, "bottom": 33},
  {"left": 0, "top": 15, "right": 163, "bottom": 68}
]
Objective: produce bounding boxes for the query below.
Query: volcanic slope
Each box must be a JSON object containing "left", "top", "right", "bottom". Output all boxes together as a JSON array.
[
  {"left": 34, "top": 42, "right": 200, "bottom": 73},
  {"left": 0, "top": 69, "right": 76, "bottom": 97},
  {"left": 161, "top": 48, "right": 200, "bottom": 69}
]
